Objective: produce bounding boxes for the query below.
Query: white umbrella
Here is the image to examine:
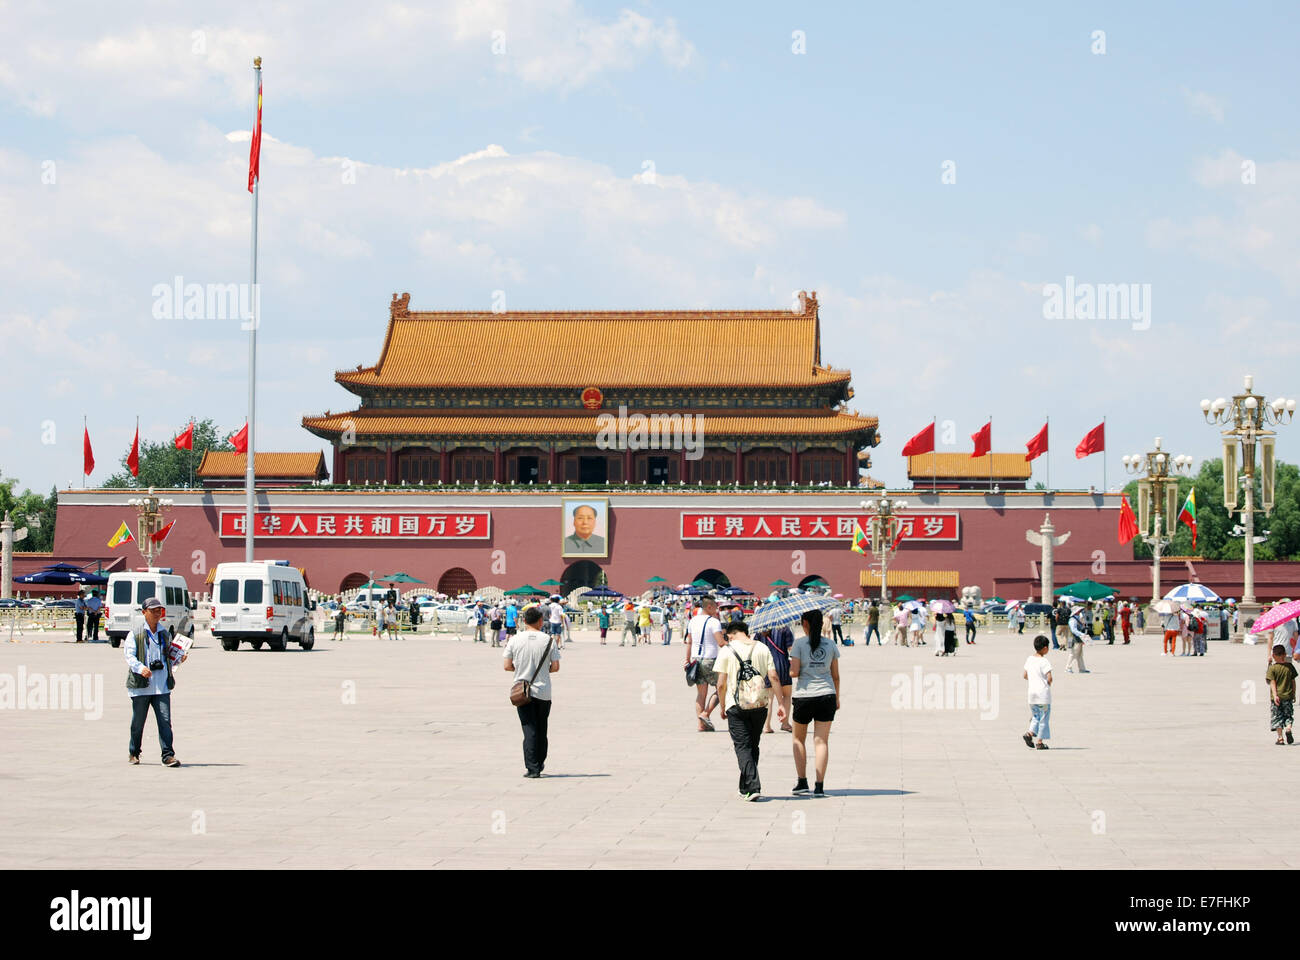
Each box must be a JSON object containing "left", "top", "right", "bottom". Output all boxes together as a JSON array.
[{"left": 1164, "top": 583, "right": 1221, "bottom": 603}]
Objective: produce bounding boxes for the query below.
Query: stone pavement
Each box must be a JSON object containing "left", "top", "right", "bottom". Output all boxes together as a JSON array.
[{"left": 0, "top": 622, "right": 1292, "bottom": 869}]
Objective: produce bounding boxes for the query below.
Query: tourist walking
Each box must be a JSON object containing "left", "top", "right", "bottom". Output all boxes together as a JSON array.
[
  {"left": 1066, "top": 605, "right": 1090, "bottom": 673},
  {"left": 1052, "top": 601, "right": 1068, "bottom": 650},
  {"left": 864, "top": 600, "right": 882, "bottom": 645},
  {"left": 1120, "top": 601, "right": 1132, "bottom": 644},
  {"left": 74, "top": 588, "right": 86, "bottom": 643},
  {"left": 620, "top": 602, "right": 637, "bottom": 646},
  {"left": 1023, "top": 635, "right": 1053, "bottom": 750},
  {"left": 790, "top": 609, "right": 840, "bottom": 798},
  {"left": 1161, "top": 605, "right": 1180, "bottom": 656},
  {"left": 964, "top": 605, "right": 977, "bottom": 644},
  {"left": 1267, "top": 644, "right": 1297, "bottom": 745},
  {"left": 374, "top": 601, "right": 387, "bottom": 639},
  {"left": 384, "top": 601, "right": 400, "bottom": 640},
  {"left": 597, "top": 606, "right": 610, "bottom": 644},
  {"left": 943, "top": 614, "right": 958, "bottom": 655},
  {"left": 686, "top": 597, "right": 725, "bottom": 731},
  {"left": 472, "top": 603, "right": 487, "bottom": 643},
  {"left": 504, "top": 605, "right": 561, "bottom": 778},
  {"left": 334, "top": 603, "right": 346, "bottom": 640},
  {"left": 714, "top": 621, "right": 785, "bottom": 800},
  {"left": 490, "top": 604, "right": 505, "bottom": 647},
  {"left": 638, "top": 603, "right": 652, "bottom": 645},
  {"left": 125, "top": 597, "right": 187, "bottom": 767},
  {"left": 759, "top": 624, "right": 794, "bottom": 734},
  {"left": 829, "top": 605, "right": 844, "bottom": 645},
  {"left": 907, "top": 606, "right": 925, "bottom": 646},
  {"left": 504, "top": 600, "right": 519, "bottom": 640},
  {"left": 548, "top": 597, "right": 565, "bottom": 645},
  {"left": 86, "top": 589, "right": 102, "bottom": 642},
  {"left": 662, "top": 603, "right": 673, "bottom": 645}
]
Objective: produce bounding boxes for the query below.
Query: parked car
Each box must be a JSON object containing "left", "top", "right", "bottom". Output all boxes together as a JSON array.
[
  {"left": 47, "top": 599, "right": 77, "bottom": 609},
  {"left": 431, "top": 603, "right": 471, "bottom": 624}
]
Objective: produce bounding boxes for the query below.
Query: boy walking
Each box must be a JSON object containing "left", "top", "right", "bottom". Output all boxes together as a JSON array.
[
  {"left": 1267, "top": 644, "right": 1297, "bottom": 745},
  {"left": 713, "top": 621, "right": 785, "bottom": 800},
  {"left": 1022, "top": 634, "right": 1052, "bottom": 750}
]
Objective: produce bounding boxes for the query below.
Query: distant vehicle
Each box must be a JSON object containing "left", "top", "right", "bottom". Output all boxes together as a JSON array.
[
  {"left": 105, "top": 569, "right": 195, "bottom": 648},
  {"left": 46, "top": 599, "right": 76, "bottom": 609},
  {"left": 211, "top": 560, "right": 315, "bottom": 652},
  {"left": 982, "top": 603, "right": 1008, "bottom": 617},
  {"left": 0, "top": 598, "right": 30, "bottom": 608},
  {"left": 432, "top": 603, "right": 470, "bottom": 624}
]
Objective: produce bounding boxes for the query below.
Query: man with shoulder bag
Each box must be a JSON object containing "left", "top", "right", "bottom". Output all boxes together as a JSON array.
[
  {"left": 124, "top": 597, "right": 187, "bottom": 767},
  {"left": 504, "top": 606, "right": 561, "bottom": 778}
]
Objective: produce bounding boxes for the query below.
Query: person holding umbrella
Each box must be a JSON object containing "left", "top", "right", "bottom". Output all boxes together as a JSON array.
[{"left": 790, "top": 609, "right": 840, "bottom": 797}]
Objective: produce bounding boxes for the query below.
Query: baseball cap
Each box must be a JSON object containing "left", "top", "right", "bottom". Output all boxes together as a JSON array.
[{"left": 142, "top": 597, "right": 165, "bottom": 611}]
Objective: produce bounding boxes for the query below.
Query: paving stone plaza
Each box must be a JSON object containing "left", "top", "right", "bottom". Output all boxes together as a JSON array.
[{"left": 2, "top": 622, "right": 1291, "bottom": 869}]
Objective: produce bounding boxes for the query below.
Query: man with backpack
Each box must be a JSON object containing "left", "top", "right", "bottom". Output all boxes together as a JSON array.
[{"left": 713, "top": 620, "right": 785, "bottom": 800}]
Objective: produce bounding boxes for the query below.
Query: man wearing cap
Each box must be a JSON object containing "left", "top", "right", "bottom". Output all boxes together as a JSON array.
[
  {"left": 124, "top": 597, "right": 187, "bottom": 767},
  {"left": 85, "top": 589, "right": 103, "bottom": 641},
  {"left": 1065, "top": 604, "right": 1091, "bottom": 674}
]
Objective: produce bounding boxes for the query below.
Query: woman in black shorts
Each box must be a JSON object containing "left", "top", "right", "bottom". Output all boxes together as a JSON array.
[{"left": 789, "top": 609, "right": 840, "bottom": 797}]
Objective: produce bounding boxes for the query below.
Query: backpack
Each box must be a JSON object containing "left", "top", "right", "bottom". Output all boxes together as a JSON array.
[{"left": 730, "top": 641, "right": 770, "bottom": 710}]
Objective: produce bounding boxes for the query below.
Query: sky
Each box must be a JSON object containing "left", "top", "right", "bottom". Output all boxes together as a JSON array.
[{"left": 2, "top": 0, "right": 1298, "bottom": 495}]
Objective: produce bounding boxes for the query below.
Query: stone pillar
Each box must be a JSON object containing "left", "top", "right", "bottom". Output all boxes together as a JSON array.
[
  {"left": 1, "top": 513, "right": 13, "bottom": 601},
  {"left": 386, "top": 446, "right": 398, "bottom": 485},
  {"left": 789, "top": 446, "right": 800, "bottom": 485},
  {"left": 1024, "top": 513, "right": 1070, "bottom": 604},
  {"left": 624, "top": 447, "right": 633, "bottom": 483},
  {"left": 332, "top": 445, "right": 343, "bottom": 484},
  {"left": 439, "top": 447, "right": 450, "bottom": 483},
  {"left": 679, "top": 449, "right": 689, "bottom": 484},
  {"left": 494, "top": 445, "right": 504, "bottom": 484},
  {"left": 734, "top": 447, "right": 744, "bottom": 485},
  {"left": 549, "top": 445, "right": 559, "bottom": 483}
]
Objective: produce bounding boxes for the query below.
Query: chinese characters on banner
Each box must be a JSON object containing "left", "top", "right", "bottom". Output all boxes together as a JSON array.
[
  {"left": 679, "top": 512, "right": 959, "bottom": 541},
  {"left": 218, "top": 511, "right": 491, "bottom": 539}
]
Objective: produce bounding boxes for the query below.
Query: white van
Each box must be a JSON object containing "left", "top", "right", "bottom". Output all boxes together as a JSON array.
[
  {"left": 211, "top": 560, "right": 315, "bottom": 652},
  {"left": 104, "top": 568, "right": 196, "bottom": 648}
]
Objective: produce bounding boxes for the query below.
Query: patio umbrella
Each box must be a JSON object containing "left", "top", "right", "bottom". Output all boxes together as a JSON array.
[
  {"left": 1053, "top": 579, "right": 1115, "bottom": 600},
  {"left": 646, "top": 576, "right": 667, "bottom": 584},
  {"left": 770, "top": 579, "right": 791, "bottom": 587},
  {"left": 986, "top": 596, "right": 1006, "bottom": 603},
  {"left": 749, "top": 594, "right": 841, "bottom": 633},
  {"left": 716, "top": 586, "right": 751, "bottom": 596},
  {"left": 378, "top": 571, "right": 426, "bottom": 583},
  {"left": 1024, "top": 603, "right": 1054, "bottom": 615},
  {"left": 540, "top": 578, "right": 563, "bottom": 587},
  {"left": 579, "top": 586, "right": 624, "bottom": 599},
  {"left": 1163, "top": 583, "right": 1221, "bottom": 603},
  {"left": 504, "top": 584, "right": 547, "bottom": 596},
  {"left": 1251, "top": 600, "right": 1300, "bottom": 634},
  {"left": 15, "top": 563, "right": 109, "bottom": 586},
  {"left": 692, "top": 578, "right": 714, "bottom": 588},
  {"left": 678, "top": 585, "right": 711, "bottom": 596},
  {"left": 895, "top": 594, "right": 916, "bottom": 603}
]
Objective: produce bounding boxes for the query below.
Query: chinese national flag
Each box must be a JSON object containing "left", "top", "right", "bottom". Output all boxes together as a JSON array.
[
  {"left": 151, "top": 520, "right": 175, "bottom": 544},
  {"left": 970, "top": 420, "right": 991, "bottom": 458},
  {"left": 230, "top": 422, "right": 249, "bottom": 454},
  {"left": 174, "top": 421, "right": 194, "bottom": 450},
  {"left": 83, "top": 427, "right": 95, "bottom": 476},
  {"left": 1025, "top": 422, "right": 1048, "bottom": 462},
  {"left": 1075, "top": 422, "right": 1105, "bottom": 459},
  {"left": 127, "top": 426, "right": 140, "bottom": 477},
  {"left": 248, "top": 72, "right": 262, "bottom": 193},
  {"left": 1118, "top": 494, "right": 1139, "bottom": 545},
  {"left": 891, "top": 522, "right": 906, "bottom": 550},
  {"left": 901, "top": 421, "right": 935, "bottom": 457}
]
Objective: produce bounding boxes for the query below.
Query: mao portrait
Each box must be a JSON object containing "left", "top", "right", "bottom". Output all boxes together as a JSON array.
[{"left": 561, "top": 499, "right": 609, "bottom": 558}]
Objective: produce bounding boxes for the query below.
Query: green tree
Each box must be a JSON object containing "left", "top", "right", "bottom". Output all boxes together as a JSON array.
[
  {"left": 0, "top": 476, "right": 58, "bottom": 552},
  {"left": 103, "top": 419, "right": 234, "bottom": 489},
  {"left": 1125, "top": 458, "right": 1300, "bottom": 561}
]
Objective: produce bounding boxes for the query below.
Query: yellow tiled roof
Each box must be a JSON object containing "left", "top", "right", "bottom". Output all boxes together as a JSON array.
[
  {"left": 861, "top": 570, "right": 961, "bottom": 588},
  {"left": 907, "top": 452, "right": 1033, "bottom": 480},
  {"left": 197, "top": 451, "right": 328, "bottom": 479},
  {"left": 335, "top": 293, "right": 849, "bottom": 389},
  {"left": 302, "top": 410, "right": 877, "bottom": 440}
]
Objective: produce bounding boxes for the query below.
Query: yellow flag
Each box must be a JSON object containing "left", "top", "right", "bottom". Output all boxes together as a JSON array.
[{"left": 107, "top": 521, "right": 135, "bottom": 548}]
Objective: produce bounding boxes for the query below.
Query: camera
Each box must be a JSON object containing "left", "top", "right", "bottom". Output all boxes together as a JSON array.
[{"left": 148, "top": 660, "right": 165, "bottom": 671}]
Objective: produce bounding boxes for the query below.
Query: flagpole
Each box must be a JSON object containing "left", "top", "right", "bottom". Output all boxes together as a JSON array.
[
  {"left": 989, "top": 414, "right": 993, "bottom": 492},
  {"left": 1102, "top": 415, "right": 1107, "bottom": 494},
  {"left": 245, "top": 57, "right": 261, "bottom": 563},
  {"left": 1046, "top": 415, "right": 1050, "bottom": 492},
  {"left": 931, "top": 416, "right": 936, "bottom": 493},
  {"left": 83, "top": 415, "right": 87, "bottom": 489}
]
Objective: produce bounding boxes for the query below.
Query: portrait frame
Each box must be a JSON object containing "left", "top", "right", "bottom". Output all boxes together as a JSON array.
[{"left": 561, "top": 497, "right": 609, "bottom": 558}]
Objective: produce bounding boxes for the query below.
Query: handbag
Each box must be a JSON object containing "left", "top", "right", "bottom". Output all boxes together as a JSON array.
[
  {"left": 684, "top": 615, "right": 715, "bottom": 686},
  {"left": 510, "top": 637, "right": 554, "bottom": 707}
]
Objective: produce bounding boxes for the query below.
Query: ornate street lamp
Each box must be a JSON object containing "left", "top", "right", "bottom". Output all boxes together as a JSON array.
[
  {"left": 125, "top": 487, "right": 174, "bottom": 566},
  {"left": 860, "top": 494, "right": 909, "bottom": 605},
  {"left": 1201, "top": 374, "right": 1295, "bottom": 632},
  {"left": 1122, "top": 438, "right": 1192, "bottom": 605}
]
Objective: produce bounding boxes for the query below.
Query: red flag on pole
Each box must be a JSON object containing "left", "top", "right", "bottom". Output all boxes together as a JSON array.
[
  {"left": 174, "top": 421, "right": 194, "bottom": 451},
  {"left": 1075, "top": 422, "right": 1105, "bottom": 459},
  {"left": 127, "top": 426, "right": 140, "bottom": 477},
  {"left": 901, "top": 422, "right": 935, "bottom": 457},
  {"left": 970, "top": 420, "right": 991, "bottom": 458},
  {"left": 1025, "top": 422, "right": 1048, "bottom": 462},
  {"left": 150, "top": 520, "right": 175, "bottom": 545},
  {"left": 247, "top": 69, "right": 262, "bottom": 193},
  {"left": 891, "top": 522, "right": 906, "bottom": 551},
  {"left": 1118, "top": 494, "right": 1139, "bottom": 545},
  {"left": 83, "top": 426, "right": 95, "bottom": 476},
  {"left": 230, "top": 422, "right": 249, "bottom": 454}
]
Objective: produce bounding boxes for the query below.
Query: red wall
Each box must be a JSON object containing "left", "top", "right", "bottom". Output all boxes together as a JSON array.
[{"left": 53, "top": 490, "right": 1124, "bottom": 599}]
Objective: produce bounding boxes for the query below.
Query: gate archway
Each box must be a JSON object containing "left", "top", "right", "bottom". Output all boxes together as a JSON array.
[
  {"left": 339, "top": 571, "right": 368, "bottom": 594},
  {"left": 693, "top": 568, "right": 731, "bottom": 588},
  {"left": 561, "top": 560, "right": 603, "bottom": 593},
  {"left": 437, "top": 567, "right": 477, "bottom": 597}
]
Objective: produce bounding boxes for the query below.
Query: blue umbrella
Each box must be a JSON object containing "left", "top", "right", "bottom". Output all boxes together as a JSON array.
[
  {"left": 748, "top": 594, "right": 842, "bottom": 633},
  {"left": 676, "top": 585, "right": 711, "bottom": 596},
  {"left": 1163, "top": 583, "right": 1221, "bottom": 603},
  {"left": 15, "top": 563, "right": 108, "bottom": 586},
  {"left": 579, "top": 586, "right": 624, "bottom": 599},
  {"left": 715, "top": 586, "right": 752, "bottom": 596}
]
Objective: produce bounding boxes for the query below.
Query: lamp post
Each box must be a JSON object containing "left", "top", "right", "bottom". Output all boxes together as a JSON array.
[
  {"left": 125, "top": 487, "right": 173, "bottom": 567},
  {"left": 860, "top": 494, "right": 908, "bottom": 605},
  {"left": 1201, "top": 375, "right": 1295, "bottom": 633},
  {"left": 1122, "top": 438, "right": 1192, "bottom": 607}
]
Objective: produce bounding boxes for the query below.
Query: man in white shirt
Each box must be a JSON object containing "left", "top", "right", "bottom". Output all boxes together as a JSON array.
[
  {"left": 1066, "top": 606, "right": 1091, "bottom": 674},
  {"left": 1161, "top": 607, "right": 1181, "bottom": 657},
  {"left": 548, "top": 599, "right": 565, "bottom": 646},
  {"left": 829, "top": 605, "right": 844, "bottom": 645},
  {"left": 504, "top": 606, "right": 561, "bottom": 778},
  {"left": 124, "top": 597, "right": 187, "bottom": 766},
  {"left": 686, "top": 596, "right": 726, "bottom": 732},
  {"left": 74, "top": 589, "right": 87, "bottom": 643}
]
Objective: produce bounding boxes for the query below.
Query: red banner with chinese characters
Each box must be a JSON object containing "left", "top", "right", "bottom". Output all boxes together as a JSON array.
[
  {"left": 679, "top": 512, "right": 959, "bottom": 541},
  {"left": 219, "top": 511, "right": 491, "bottom": 539}
]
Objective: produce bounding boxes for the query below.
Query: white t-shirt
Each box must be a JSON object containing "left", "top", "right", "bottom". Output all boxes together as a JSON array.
[
  {"left": 549, "top": 602, "right": 563, "bottom": 625},
  {"left": 1273, "top": 620, "right": 1298, "bottom": 655},
  {"left": 1025, "top": 655, "right": 1052, "bottom": 704},
  {"left": 688, "top": 613, "right": 722, "bottom": 660}
]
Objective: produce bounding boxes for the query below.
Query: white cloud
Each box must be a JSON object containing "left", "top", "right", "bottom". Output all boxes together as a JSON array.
[{"left": 1180, "top": 86, "right": 1226, "bottom": 123}]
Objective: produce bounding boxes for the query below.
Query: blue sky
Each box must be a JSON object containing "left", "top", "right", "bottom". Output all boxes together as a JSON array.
[{"left": 2, "top": 0, "right": 1297, "bottom": 494}]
